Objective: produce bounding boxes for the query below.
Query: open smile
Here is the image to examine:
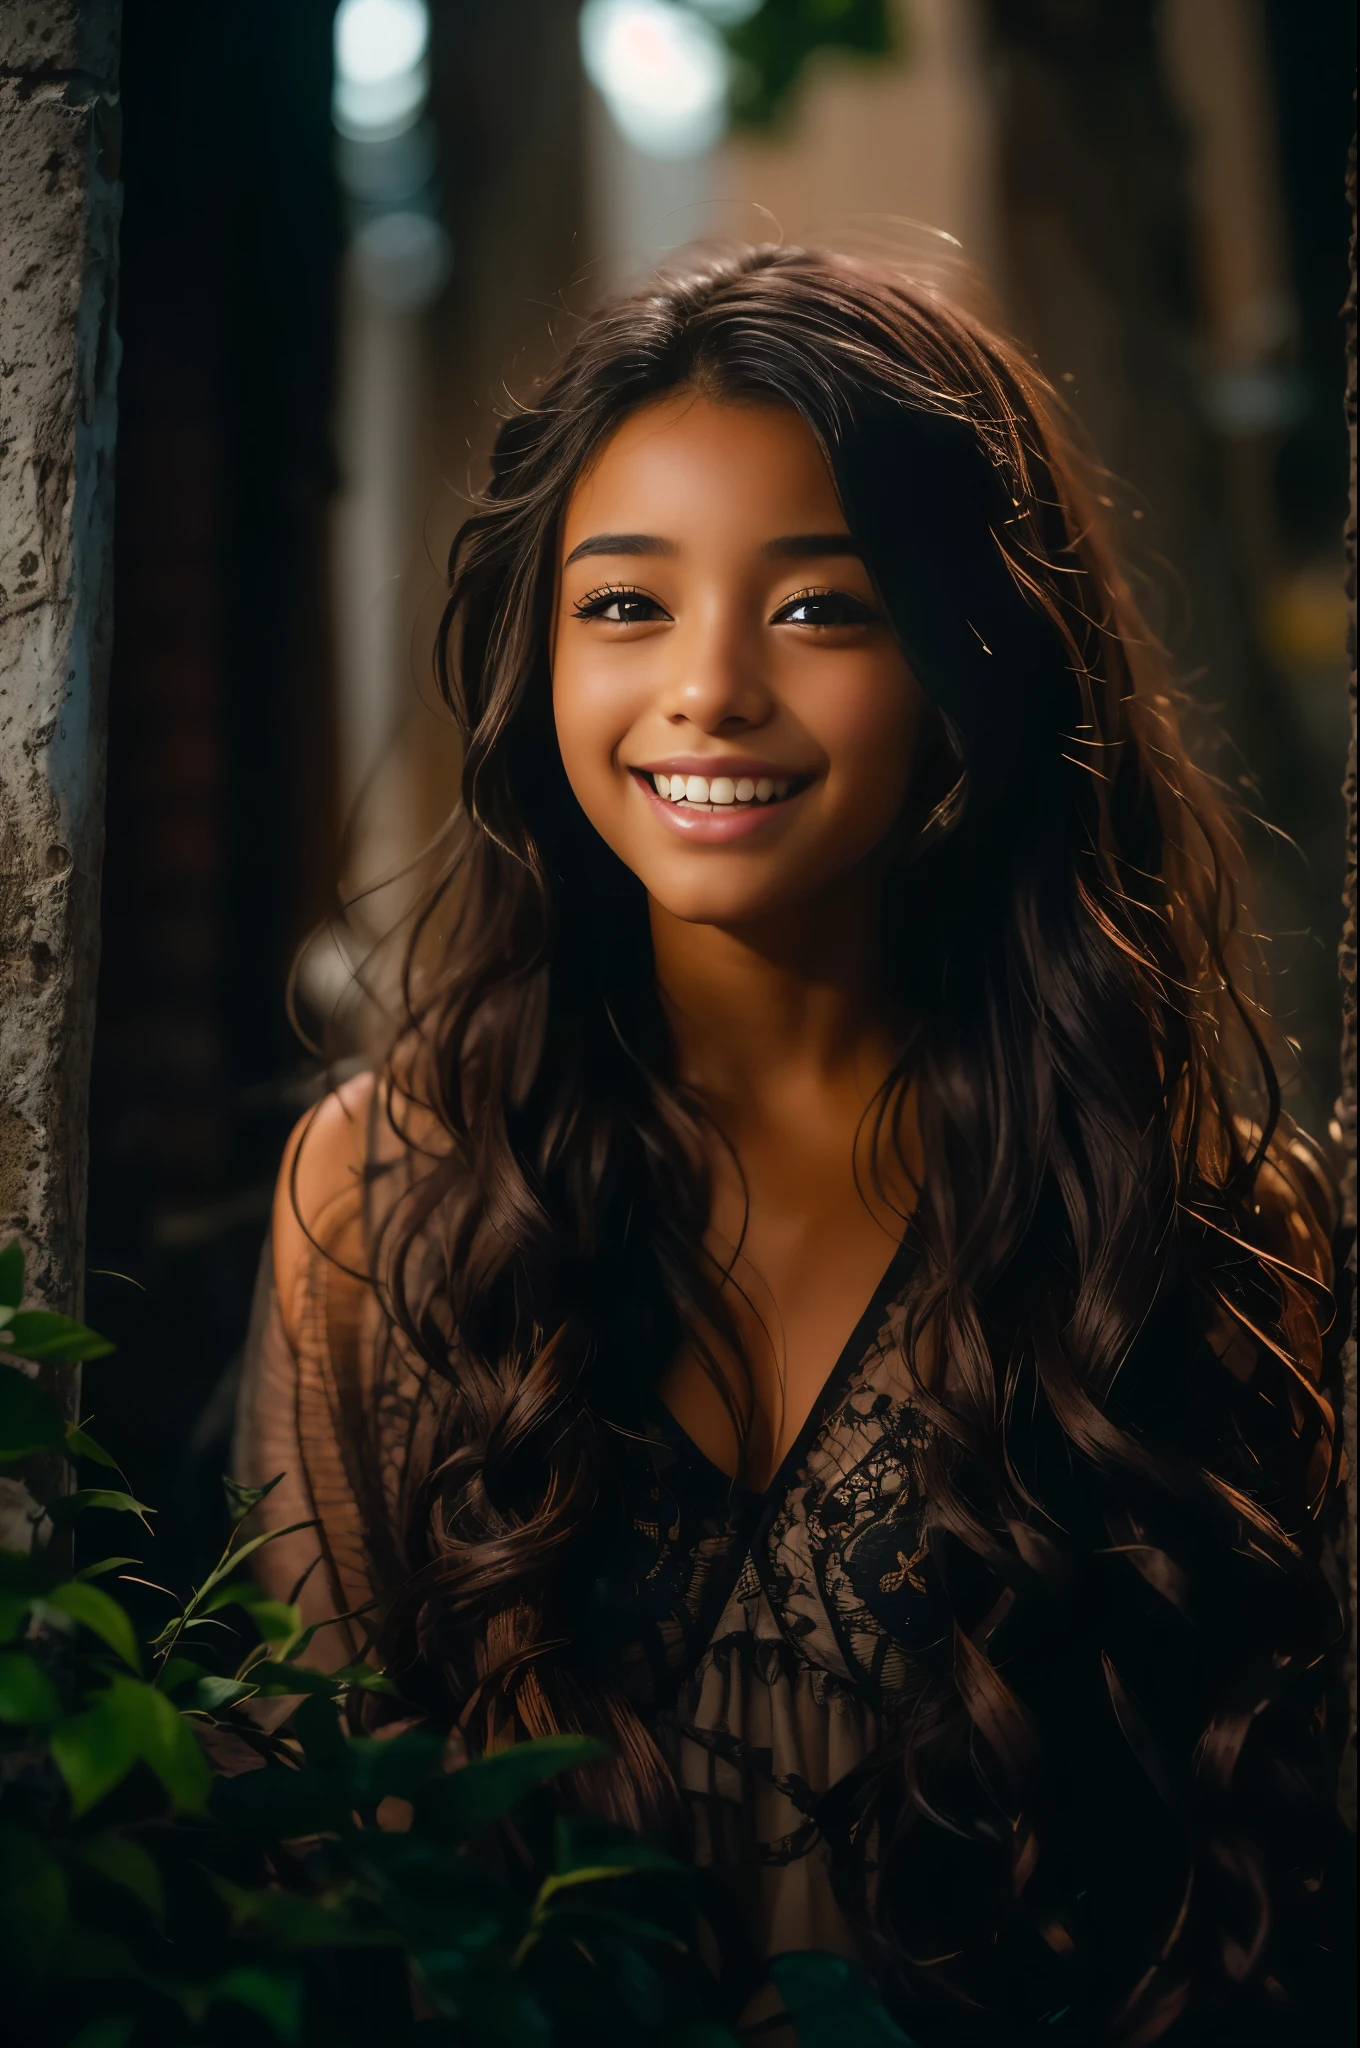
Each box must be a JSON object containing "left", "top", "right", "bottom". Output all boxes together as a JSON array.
[
  {"left": 630, "top": 765, "right": 814, "bottom": 842},
  {"left": 641, "top": 768, "right": 805, "bottom": 811}
]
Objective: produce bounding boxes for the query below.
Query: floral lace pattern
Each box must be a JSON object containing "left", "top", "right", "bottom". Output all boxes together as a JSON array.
[{"left": 600, "top": 1242, "right": 938, "bottom": 1958}]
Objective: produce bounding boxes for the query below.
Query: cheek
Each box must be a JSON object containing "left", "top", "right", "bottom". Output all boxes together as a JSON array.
[
  {"left": 551, "top": 647, "right": 630, "bottom": 795},
  {"left": 805, "top": 656, "right": 926, "bottom": 813}
]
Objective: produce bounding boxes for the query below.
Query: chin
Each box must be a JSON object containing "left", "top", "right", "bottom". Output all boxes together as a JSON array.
[{"left": 643, "top": 868, "right": 804, "bottom": 928}]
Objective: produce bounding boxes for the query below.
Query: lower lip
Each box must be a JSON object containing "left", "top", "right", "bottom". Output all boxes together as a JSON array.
[{"left": 634, "top": 773, "right": 808, "bottom": 843}]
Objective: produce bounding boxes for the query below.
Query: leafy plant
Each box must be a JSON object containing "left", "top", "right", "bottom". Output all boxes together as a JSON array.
[
  {"left": 1, "top": 1240, "right": 917, "bottom": 2045},
  {"left": 709, "top": 0, "right": 897, "bottom": 130}
]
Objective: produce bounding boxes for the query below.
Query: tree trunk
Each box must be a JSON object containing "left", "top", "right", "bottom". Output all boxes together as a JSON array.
[
  {"left": 979, "top": 0, "right": 1335, "bottom": 1082},
  {"left": 981, "top": 1, "right": 1296, "bottom": 746},
  {"left": 0, "top": 2, "right": 122, "bottom": 1523}
]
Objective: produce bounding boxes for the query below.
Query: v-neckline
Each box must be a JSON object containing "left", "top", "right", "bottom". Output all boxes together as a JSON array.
[{"left": 650, "top": 1231, "right": 917, "bottom": 1505}]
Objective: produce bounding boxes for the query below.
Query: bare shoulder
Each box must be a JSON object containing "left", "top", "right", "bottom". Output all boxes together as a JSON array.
[{"left": 272, "top": 1070, "right": 377, "bottom": 1351}]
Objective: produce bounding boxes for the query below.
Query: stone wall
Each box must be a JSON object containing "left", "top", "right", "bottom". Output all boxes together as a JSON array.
[{"left": 0, "top": 3, "right": 121, "bottom": 1400}]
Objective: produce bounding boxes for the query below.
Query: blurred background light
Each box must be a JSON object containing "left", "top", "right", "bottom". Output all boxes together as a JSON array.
[
  {"left": 327, "top": 0, "right": 450, "bottom": 996},
  {"left": 689, "top": 0, "right": 763, "bottom": 20},
  {"left": 334, "top": 121, "right": 437, "bottom": 212},
  {"left": 1202, "top": 364, "right": 1310, "bottom": 435},
  {"left": 332, "top": 0, "right": 449, "bottom": 308},
  {"left": 580, "top": 0, "right": 730, "bottom": 159},
  {"left": 351, "top": 208, "right": 453, "bottom": 309},
  {"left": 333, "top": 0, "right": 431, "bottom": 140}
]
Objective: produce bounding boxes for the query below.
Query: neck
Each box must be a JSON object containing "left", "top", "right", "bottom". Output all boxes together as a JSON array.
[{"left": 649, "top": 864, "right": 900, "bottom": 1120}]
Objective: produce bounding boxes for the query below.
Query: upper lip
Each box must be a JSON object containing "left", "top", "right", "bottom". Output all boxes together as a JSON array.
[{"left": 631, "top": 756, "right": 813, "bottom": 781}]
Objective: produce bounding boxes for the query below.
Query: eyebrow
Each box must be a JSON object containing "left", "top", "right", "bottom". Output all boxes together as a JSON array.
[
  {"left": 563, "top": 532, "right": 677, "bottom": 566},
  {"left": 761, "top": 532, "right": 862, "bottom": 560},
  {"left": 562, "top": 529, "right": 862, "bottom": 567}
]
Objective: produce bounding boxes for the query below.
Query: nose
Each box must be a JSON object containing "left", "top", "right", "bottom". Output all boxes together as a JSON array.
[{"left": 657, "top": 602, "right": 774, "bottom": 735}]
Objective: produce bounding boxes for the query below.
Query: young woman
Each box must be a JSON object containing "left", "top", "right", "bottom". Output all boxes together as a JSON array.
[{"left": 237, "top": 245, "right": 1347, "bottom": 2043}]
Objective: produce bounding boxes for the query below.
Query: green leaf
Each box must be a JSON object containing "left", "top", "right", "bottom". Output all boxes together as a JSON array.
[
  {"left": 66, "top": 1422, "right": 122, "bottom": 1469},
  {"left": 75, "top": 1555, "right": 141, "bottom": 1581},
  {"left": 0, "top": 1241, "right": 22, "bottom": 1311},
  {"left": 76, "top": 1830, "right": 167, "bottom": 1927},
  {"left": 2, "top": 1309, "right": 115, "bottom": 1362},
  {"left": 531, "top": 1863, "right": 656, "bottom": 1910},
  {"left": 52, "top": 1675, "right": 211, "bottom": 1816},
  {"left": 248, "top": 1597, "right": 303, "bottom": 1644},
  {"left": 46, "top": 1578, "right": 143, "bottom": 1671},
  {"left": 0, "top": 1822, "right": 68, "bottom": 1983},
  {"left": 725, "top": 0, "right": 895, "bottom": 128},
  {"left": 331, "top": 1660, "right": 398, "bottom": 1692},
  {"left": 187, "top": 1674, "right": 258, "bottom": 1712},
  {"left": 248, "top": 1660, "right": 345, "bottom": 1697},
  {"left": 278, "top": 1617, "right": 329, "bottom": 1663},
  {"left": 0, "top": 1361, "right": 65, "bottom": 1461},
  {"left": 48, "top": 1489, "right": 155, "bottom": 1530},
  {"left": 158, "top": 1655, "right": 208, "bottom": 1693},
  {"left": 345, "top": 1730, "right": 445, "bottom": 1807},
  {"left": 188, "top": 1519, "right": 318, "bottom": 1612},
  {"left": 419, "top": 1735, "right": 609, "bottom": 1844},
  {"left": 770, "top": 1952, "right": 920, "bottom": 2047},
  {"left": 207, "top": 1964, "right": 303, "bottom": 2042},
  {"left": 216, "top": 1875, "right": 393, "bottom": 1948},
  {"left": 0, "top": 1648, "right": 61, "bottom": 1724},
  {"left": 201, "top": 1576, "right": 268, "bottom": 1615},
  {"left": 201, "top": 1556, "right": 303, "bottom": 1622},
  {"left": 223, "top": 1471, "right": 284, "bottom": 1524},
  {"left": 51, "top": 1691, "right": 144, "bottom": 1816},
  {"left": 243, "top": 1657, "right": 395, "bottom": 1699},
  {"left": 131, "top": 1682, "right": 212, "bottom": 1814}
]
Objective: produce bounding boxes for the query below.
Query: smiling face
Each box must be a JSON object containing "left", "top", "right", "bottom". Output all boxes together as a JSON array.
[{"left": 551, "top": 392, "right": 931, "bottom": 930}]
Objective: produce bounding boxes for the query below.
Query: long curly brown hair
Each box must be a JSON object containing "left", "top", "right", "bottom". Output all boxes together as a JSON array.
[{"left": 319, "top": 246, "right": 1348, "bottom": 2043}]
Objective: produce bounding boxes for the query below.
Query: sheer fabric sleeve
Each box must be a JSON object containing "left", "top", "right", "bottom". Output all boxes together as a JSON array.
[{"left": 232, "top": 1234, "right": 374, "bottom": 1670}]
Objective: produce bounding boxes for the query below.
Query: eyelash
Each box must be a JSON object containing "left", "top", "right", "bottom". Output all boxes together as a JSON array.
[
  {"left": 773, "top": 585, "right": 876, "bottom": 627},
  {"left": 571, "top": 582, "right": 877, "bottom": 626},
  {"left": 572, "top": 582, "right": 656, "bottom": 620}
]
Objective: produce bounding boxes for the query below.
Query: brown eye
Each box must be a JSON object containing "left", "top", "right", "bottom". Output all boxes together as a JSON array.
[
  {"left": 574, "top": 586, "right": 669, "bottom": 624},
  {"left": 775, "top": 588, "right": 877, "bottom": 628}
]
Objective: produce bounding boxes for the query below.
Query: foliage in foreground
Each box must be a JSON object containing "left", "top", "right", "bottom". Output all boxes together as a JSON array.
[{"left": 0, "top": 1241, "right": 917, "bottom": 2047}]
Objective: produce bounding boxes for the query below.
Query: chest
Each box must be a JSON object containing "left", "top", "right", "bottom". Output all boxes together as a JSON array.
[
  {"left": 658, "top": 1137, "right": 912, "bottom": 1491},
  {"left": 593, "top": 1255, "right": 939, "bottom": 1712}
]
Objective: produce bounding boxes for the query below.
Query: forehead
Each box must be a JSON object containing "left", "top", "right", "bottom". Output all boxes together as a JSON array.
[{"left": 559, "top": 392, "right": 843, "bottom": 549}]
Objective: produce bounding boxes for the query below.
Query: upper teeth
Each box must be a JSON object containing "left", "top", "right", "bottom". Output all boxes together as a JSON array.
[{"left": 651, "top": 772, "right": 788, "bottom": 805}]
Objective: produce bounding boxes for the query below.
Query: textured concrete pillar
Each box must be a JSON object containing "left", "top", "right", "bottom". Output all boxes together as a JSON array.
[{"left": 0, "top": 5, "right": 121, "bottom": 1349}]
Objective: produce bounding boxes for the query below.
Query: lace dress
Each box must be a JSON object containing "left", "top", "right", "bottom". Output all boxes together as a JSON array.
[
  {"left": 230, "top": 1092, "right": 1343, "bottom": 2044},
  {"left": 235, "top": 1221, "right": 935, "bottom": 1997},
  {"left": 599, "top": 1238, "right": 933, "bottom": 1966}
]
